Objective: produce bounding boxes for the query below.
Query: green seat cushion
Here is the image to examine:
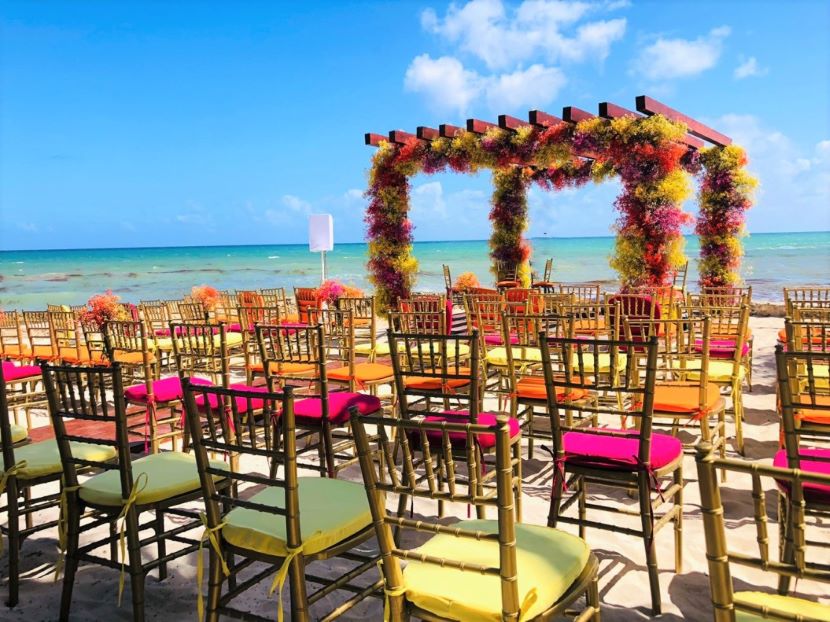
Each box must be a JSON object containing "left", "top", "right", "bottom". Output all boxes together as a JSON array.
[
  {"left": 79, "top": 452, "right": 225, "bottom": 506},
  {"left": 486, "top": 346, "right": 542, "bottom": 367},
  {"left": 403, "top": 519, "right": 590, "bottom": 622},
  {"left": 14, "top": 440, "right": 117, "bottom": 480},
  {"left": 9, "top": 423, "right": 28, "bottom": 444},
  {"left": 671, "top": 359, "right": 746, "bottom": 383},
  {"left": 734, "top": 591, "right": 830, "bottom": 621},
  {"left": 354, "top": 342, "right": 391, "bottom": 357},
  {"left": 222, "top": 477, "right": 371, "bottom": 557}
]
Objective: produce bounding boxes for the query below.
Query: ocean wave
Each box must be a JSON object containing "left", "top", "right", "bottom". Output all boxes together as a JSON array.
[{"left": 268, "top": 255, "right": 280, "bottom": 259}]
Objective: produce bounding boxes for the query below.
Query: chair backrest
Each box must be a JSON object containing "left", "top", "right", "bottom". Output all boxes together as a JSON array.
[
  {"left": 526, "top": 291, "right": 573, "bottom": 316},
  {"left": 164, "top": 299, "right": 183, "bottom": 322},
  {"left": 48, "top": 310, "right": 81, "bottom": 361},
  {"left": 310, "top": 308, "right": 355, "bottom": 369},
  {"left": 470, "top": 297, "right": 506, "bottom": 338},
  {"left": 183, "top": 382, "right": 289, "bottom": 524},
  {"left": 350, "top": 410, "right": 524, "bottom": 617},
  {"left": 0, "top": 311, "right": 26, "bottom": 358},
  {"left": 494, "top": 259, "right": 518, "bottom": 283},
  {"left": 293, "top": 287, "right": 318, "bottom": 323},
  {"left": 80, "top": 319, "right": 108, "bottom": 364},
  {"left": 776, "top": 345, "right": 830, "bottom": 459},
  {"left": 559, "top": 300, "right": 619, "bottom": 340},
  {"left": 215, "top": 293, "right": 241, "bottom": 325},
  {"left": 171, "top": 322, "right": 230, "bottom": 386},
  {"left": 42, "top": 363, "right": 132, "bottom": 493},
  {"left": 442, "top": 264, "right": 452, "bottom": 290},
  {"left": 336, "top": 296, "right": 376, "bottom": 342},
  {"left": 0, "top": 364, "right": 19, "bottom": 472},
  {"left": 785, "top": 315, "right": 830, "bottom": 352},
  {"left": 387, "top": 310, "right": 447, "bottom": 335},
  {"left": 784, "top": 286, "right": 830, "bottom": 308},
  {"left": 237, "top": 305, "right": 283, "bottom": 336},
  {"left": 388, "top": 329, "right": 480, "bottom": 418},
  {"left": 695, "top": 442, "right": 830, "bottom": 621},
  {"left": 559, "top": 283, "right": 601, "bottom": 303},
  {"left": 607, "top": 294, "right": 661, "bottom": 335},
  {"left": 22, "top": 311, "right": 55, "bottom": 359},
  {"left": 139, "top": 303, "right": 170, "bottom": 336},
  {"left": 256, "top": 323, "right": 328, "bottom": 395},
  {"left": 398, "top": 294, "right": 445, "bottom": 315},
  {"left": 539, "top": 335, "right": 659, "bottom": 469},
  {"left": 179, "top": 302, "right": 209, "bottom": 324},
  {"left": 670, "top": 261, "right": 688, "bottom": 291}
]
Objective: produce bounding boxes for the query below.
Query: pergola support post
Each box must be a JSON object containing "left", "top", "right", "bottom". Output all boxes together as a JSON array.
[{"left": 490, "top": 168, "right": 531, "bottom": 287}]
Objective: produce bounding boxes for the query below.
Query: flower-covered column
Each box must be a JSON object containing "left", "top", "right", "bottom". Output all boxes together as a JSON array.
[
  {"left": 697, "top": 145, "right": 756, "bottom": 287},
  {"left": 490, "top": 167, "right": 532, "bottom": 286}
]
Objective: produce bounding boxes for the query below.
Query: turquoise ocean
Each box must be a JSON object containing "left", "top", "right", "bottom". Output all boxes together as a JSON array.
[{"left": 1, "top": 232, "right": 828, "bottom": 308}]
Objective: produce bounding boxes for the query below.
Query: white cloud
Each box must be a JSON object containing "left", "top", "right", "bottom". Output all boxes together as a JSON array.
[
  {"left": 411, "top": 181, "right": 448, "bottom": 219},
  {"left": 485, "top": 64, "right": 566, "bottom": 110},
  {"left": 712, "top": 114, "right": 830, "bottom": 232},
  {"left": 734, "top": 56, "right": 767, "bottom": 79},
  {"left": 281, "top": 194, "right": 312, "bottom": 214},
  {"left": 17, "top": 222, "right": 38, "bottom": 232},
  {"left": 632, "top": 26, "right": 730, "bottom": 80},
  {"left": 405, "top": 55, "right": 482, "bottom": 115}
]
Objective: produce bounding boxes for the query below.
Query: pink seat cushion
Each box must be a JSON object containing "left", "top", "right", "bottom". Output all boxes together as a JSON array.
[
  {"left": 694, "top": 339, "right": 749, "bottom": 359},
  {"left": 155, "top": 326, "right": 184, "bottom": 337},
  {"left": 773, "top": 448, "right": 830, "bottom": 505},
  {"left": 563, "top": 429, "right": 682, "bottom": 470},
  {"left": 483, "top": 333, "right": 520, "bottom": 346},
  {"left": 294, "top": 392, "right": 382, "bottom": 425},
  {"left": 195, "top": 383, "right": 269, "bottom": 413},
  {"left": 124, "top": 376, "right": 212, "bottom": 403},
  {"left": 422, "top": 411, "right": 520, "bottom": 450},
  {"left": 227, "top": 323, "right": 243, "bottom": 333},
  {"left": 2, "top": 361, "right": 42, "bottom": 382}
]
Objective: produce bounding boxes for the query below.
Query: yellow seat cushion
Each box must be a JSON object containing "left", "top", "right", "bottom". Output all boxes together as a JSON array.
[
  {"left": 79, "top": 452, "right": 225, "bottom": 506},
  {"left": 155, "top": 333, "right": 243, "bottom": 352},
  {"left": 403, "top": 519, "right": 590, "bottom": 622},
  {"left": 222, "top": 477, "right": 371, "bottom": 557},
  {"left": 734, "top": 591, "right": 830, "bottom": 621},
  {"left": 486, "top": 346, "right": 542, "bottom": 367},
  {"left": 9, "top": 423, "right": 28, "bottom": 444},
  {"left": 113, "top": 350, "right": 156, "bottom": 365},
  {"left": 569, "top": 351, "right": 627, "bottom": 373},
  {"left": 354, "top": 341, "right": 391, "bottom": 357},
  {"left": 225, "top": 333, "right": 243, "bottom": 348},
  {"left": 671, "top": 359, "right": 746, "bottom": 383},
  {"left": 14, "top": 440, "right": 117, "bottom": 480},
  {"left": 408, "top": 342, "right": 470, "bottom": 358}
]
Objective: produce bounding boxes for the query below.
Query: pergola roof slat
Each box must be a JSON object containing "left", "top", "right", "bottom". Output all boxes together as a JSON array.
[
  {"left": 467, "top": 118, "right": 499, "bottom": 133},
  {"left": 365, "top": 133, "right": 387, "bottom": 147},
  {"left": 439, "top": 124, "right": 464, "bottom": 138},
  {"left": 416, "top": 126, "right": 440, "bottom": 140},
  {"left": 499, "top": 114, "right": 529, "bottom": 130},
  {"left": 389, "top": 130, "right": 418, "bottom": 144},
  {"left": 636, "top": 95, "right": 731, "bottom": 146},
  {"left": 529, "top": 110, "right": 563, "bottom": 126},
  {"left": 563, "top": 106, "right": 595, "bottom": 123},
  {"left": 600, "top": 101, "right": 705, "bottom": 149}
]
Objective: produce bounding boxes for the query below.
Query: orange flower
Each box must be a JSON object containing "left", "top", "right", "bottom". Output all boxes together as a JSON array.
[
  {"left": 192, "top": 285, "right": 220, "bottom": 310},
  {"left": 454, "top": 272, "right": 480, "bottom": 290}
]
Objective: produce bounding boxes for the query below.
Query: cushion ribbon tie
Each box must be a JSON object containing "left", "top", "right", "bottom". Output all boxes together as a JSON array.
[
  {"left": 376, "top": 560, "right": 406, "bottom": 622},
  {"left": 0, "top": 460, "right": 27, "bottom": 554},
  {"left": 55, "top": 480, "right": 81, "bottom": 581},
  {"left": 268, "top": 544, "right": 304, "bottom": 622},
  {"left": 196, "top": 512, "right": 229, "bottom": 621},
  {"left": 117, "top": 472, "right": 149, "bottom": 606},
  {"left": 145, "top": 397, "right": 157, "bottom": 454}
]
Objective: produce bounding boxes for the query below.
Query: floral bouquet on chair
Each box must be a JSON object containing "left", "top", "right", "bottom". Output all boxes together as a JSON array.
[
  {"left": 453, "top": 272, "right": 480, "bottom": 291},
  {"left": 191, "top": 285, "right": 220, "bottom": 311},
  {"left": 81, "top": 290, "right": 131, "bottom": 328},
  {"left": 314, "top": 280, "right": 365, "bottom": 306}
]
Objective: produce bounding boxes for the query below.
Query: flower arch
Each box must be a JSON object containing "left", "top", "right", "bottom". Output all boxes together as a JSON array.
[{"left": 365, "top": 96, "right": 755, "bottom": 311}]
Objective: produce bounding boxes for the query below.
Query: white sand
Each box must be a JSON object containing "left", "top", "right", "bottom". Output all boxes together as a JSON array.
[{"left": 2, "top": 316, "right": 828, "bottom": 621}]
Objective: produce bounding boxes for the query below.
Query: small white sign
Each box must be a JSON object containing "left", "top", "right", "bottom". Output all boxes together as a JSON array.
[{"left": 309, "top": 214, "right": 334, "bottom": 252}]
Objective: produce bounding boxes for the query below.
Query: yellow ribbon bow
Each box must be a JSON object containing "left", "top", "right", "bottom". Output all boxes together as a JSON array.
[
  {"left": 376, "top": 559, "right": 407, "bottom": 622},
  {"left": 0, "top": 460, "right": 27, "bottom": 554},
  {"left": 195, "top": 512, "right": 229, "bottom": 621},
  {"left": 268, "top": 545, "right": 304, "bottom": 622},
  {"left": 55, "top": 478, "right": 81, "bottom": 581},
  {"left": 117, "top": 472, "right": 149, "bottom": 606}
]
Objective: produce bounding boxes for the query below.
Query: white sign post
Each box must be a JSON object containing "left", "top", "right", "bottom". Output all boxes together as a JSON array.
[{"left": 308, "top": 214, "right": 334, "bottom": 284}]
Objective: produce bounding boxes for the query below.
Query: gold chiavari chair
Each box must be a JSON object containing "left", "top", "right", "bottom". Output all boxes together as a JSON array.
[
  {"left": 293, "top": 287, "right": 318, "bottom": 324},
  {"left": 237, "top": 304, "right": 283, "bottom": 385},
  {"left": 526, "top": 290, "right": 573, "bottom": 316},
  {"left": 350, "top": 410, "right": 601, "bottom": 621},
  {"left": 313, "top": 308, "right": 395, "bottom": 396},
  {"left": 540, "top": 334, "right": 684, "bottom": 615},
  {"left": 337, "top": 295, "right": 381, "bottom": 360},
  {"left": 531, "top": 257, "right": 555, "bottom": 290},
  {"left": 670, "top": 260, "right": 688, "bottom": 293},
  {"left": 559, "top": 283, "right": 601, "bottom": 303},
  {"left": 784, "top": 286, "right": 830, "bottom": 316},
  {"left": 43, "top": 363, "right": 224, "bottom": 622},
  {"left": 1, "top": 363, "right": 116, "bottom": 607},
  {"left": 179, "top": 301, "right": 209, "bottom": 324},
  {"left": 1, "top": 311, "right": 30, "bottom": 362},
  {"left": 182, "top": 382, "right": 380, "bottom": 621},
  {"left": 48, "top": 310, "right": 96, "bottom": 365},
  {"left": 775, "top": 345, "right": 830, "bottom": 594},
  {"left": 695, "top": 442, "right": 830, "bottom": 621},
  {"left": 1, "top": 358, "right": 45, "bottom": 429},
  {"left": 139, "top": 302, "right": 176, "bottom": 370},
  {"left": 494, "top": 259, "right": 520, "bottom": 291},
  {"left": 164, "top": 299, "right": 183, "bottom": 323},
  {"left": 388, "top": 309, "right": 450, "bottom": 337},
  {"left": 22, "top": 311, "right": 57, "bottom": 362},
  {"left": 259, "top": 286, "right": 286, "bottom": 306},
  {"left": 257, "top": 323, "right": 382, "bottom": 478}
]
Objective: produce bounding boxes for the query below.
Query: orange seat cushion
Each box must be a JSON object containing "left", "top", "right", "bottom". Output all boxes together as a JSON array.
[
  {"left": 61, "top": 348, "right": 109, "bottom": 365},
  {"left": 652, "top": 382, "right": 723, "bottom": 416},
  {"left": 1, "top": 344, "right": 31, "bottom": 359},
  {"left": 515, "top": 376, "right": 588, "bottom": 402},
  {"left": 263, "top": 361, "right": 318, "bottom": 377},
  {"left": 404, "top": 367, "right": 472, "bottom": 391},
  {"left": 113, "top": 351, "right": 156, "bottom": 365},
  {"left": 327, "top": 363, "right": 394, "bottom": 383},
  {"left": 795, "top": 394, "right": 830, "bottom": 425}
]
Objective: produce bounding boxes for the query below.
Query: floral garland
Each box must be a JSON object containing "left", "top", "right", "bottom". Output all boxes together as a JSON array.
[
  {"left": 365, "top": 115, "right": 751, "bottom": 308},
  {"left": 697, "top": 145, "right": 757, "bottom": 287}
]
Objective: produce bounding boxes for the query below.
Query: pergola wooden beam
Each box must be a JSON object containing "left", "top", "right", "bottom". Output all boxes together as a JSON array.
[
  {"left": 365, "top": 133, "right": 387, "bottom": 147},
  {"left": 416, "top": 126, "right": 440, "bottom": 140},
  {"left": 600, "top": 101, "right": 705, "bottom": 149},
  {"left": 636, "top": 95, "right": 731, "bottom": 146},
  {"left": 439, "top": 123, "right": 465, "bottom": 138},
  {"left": 563, "top": 106, "right": 595, "bottom": 123},
  {"left": 389, "top": 130, "right": 419, "bottom": 144},
  {"left": 499, "top": 114, "right": 529, "bottom": 130},
  {"left": 529, "top": 110, "right": 563, "bottom": 126},
  {"left": 467, "top": 118, "right": 499, "bottom": 133}
]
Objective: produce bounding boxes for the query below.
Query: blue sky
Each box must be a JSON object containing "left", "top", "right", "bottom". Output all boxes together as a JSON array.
[{"left": 1, "top": 0, "right": 829, "bottom": 251}]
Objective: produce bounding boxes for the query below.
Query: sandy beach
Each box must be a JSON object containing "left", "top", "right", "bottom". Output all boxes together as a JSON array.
[{"left": 2, "top": 314, "right": 828, "bottom": 621}]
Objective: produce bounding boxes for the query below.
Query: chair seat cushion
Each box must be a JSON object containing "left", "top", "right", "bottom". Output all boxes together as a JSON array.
[
  {"left": 486, "top": 346, "right": 542, "bottom": 367},
  {"left": 60, "top": 349, "right": 108, "bottom": 365},
  {"left": 422, "top": 412, "right": 520, "bottom": 450},
  {"left": 563, "top": 429, "right": 683, "bottom": 470},
  {"left": 2, "top": 362, "right": 42, "bottom": 382},
  {"left": 124, "top": 376, "right": 212, "bottom": 404},
  {"left": 155, "top": 332, "right": 243, "bottom": 352},
  {"left": 113, "top": 350, "right": 156, "bottom": 365},
  {"left": 8, "top": 423, "right": 28, "bottom": 444},
  {"left": 694, "top": 338, "right": 749, "bottom": 359},
  {"left": 773, "top": 448, "right": 830, "bottom": 505},
  {"left": 405, "top": 342, "right": 470, "bottom": 358},
  {"left": 1, "top": 345, "right": 32, "bottom": 360},
  {"left": 569, "top": 351, "right": 627, "bottom": 373},
  {"left": 195, "top": 383, "right": 269, "bottom": 413},
  {"left": 497, "top": 280, "right": 519, "bottom": 288},
  {"left": 14, "top": 440, "right": 117, "bottom": 480},
  {"left": 222, "top": 477, "right": 372, "bottom": 557},
  {"left": 79, "top": 452, "right": 225, "bottom": 506},
  {"left": 353, "top": 341, "right": 391, "bottom": 357},
  {"left": 670, "top": 359, "right": 746, "bottom": 383},
  {"left": 514, "top": 377, "right": 589, "bottom": 402},
  {"left": 653, "top": 382, "right": 724, "bottom": 416},
  {"left": 734, "top": 591, "right": 830, "bottom": 621},
  {"left": 794, "top": 394, "right": 830, "bottom": 425},
  {"left": 403, "top": 519, "right": 590, "bottom": 622},
  {"left": 294, "top": 392, "right": 382, "bottom": 425},
  {"left": 404, "top": 368, "right": 471, "bottom": 391},
  {"left": 262, "top": 361, "right": 319, "bottom": 377},
  {"left": 327, "top": 363, "right": 394, "bottom": 384},
  {"left": 483, "top": 333, "right": 519, "bottom": 346}
]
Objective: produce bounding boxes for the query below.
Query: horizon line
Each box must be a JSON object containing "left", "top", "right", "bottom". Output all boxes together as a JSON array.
[{"left": 1, "top": 230, "right": 828, "bottom": 254}]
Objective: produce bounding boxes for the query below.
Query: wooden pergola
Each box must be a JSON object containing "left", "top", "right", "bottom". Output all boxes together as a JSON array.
[{"left": 363, "top": 95, "right": 746, "bottom": 310}]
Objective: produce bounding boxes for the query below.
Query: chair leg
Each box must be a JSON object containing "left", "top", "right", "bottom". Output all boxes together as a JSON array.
[
  {"left": 206, "top": 547, "right": 224, "bottom": 622},
  {"left": 6, "top": 482, "right": 20, "bottom": 607},
  {"left": 587, "top": 572, "right": 601, "bottom": 622},
  {"left": 547, "top": 469, "right": 565, "bottom": 528},
  {"left": 578, "top": 479, "right": 587, "bottom": 540},
  {"left": 155, "top": 510, "right": 167, "bottom": 581},
  {"left": 59, "top": 504, "right": 82, "bottom": 622},
  {"left": 732, "top": 382, "right": 745, "bottom": 455},
  {"left": 288, "top": 554, "right": 310, "bottom": 622},
  {"left": 777, "top": 493, "right": 793, "bottom": 595},
  {"left": 674, "top": 466, "right": 683, "bottom": 574},
  {"left": 638, "top": 474, "right": 661, "bottom": 616},
  {"left": 23, "top": 487, "right": 33, "bottom": 530},
  {"left": 125, "top": 509, "right": 146, "bottom": 622},
  {"left": 322, "top": 422, "right": 336, "bottom": 479}
]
